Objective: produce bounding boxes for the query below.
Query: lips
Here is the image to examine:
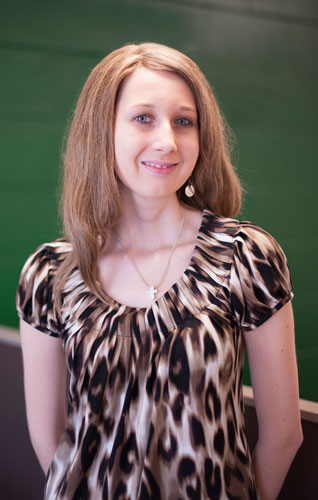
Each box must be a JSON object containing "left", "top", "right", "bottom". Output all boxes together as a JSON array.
[{"left": 141, "top": 161, "right": 178, "bottom": 170}]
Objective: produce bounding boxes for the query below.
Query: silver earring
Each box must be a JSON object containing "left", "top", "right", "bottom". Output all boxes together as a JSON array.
[{"left": 185, "top": 179, "right": 195, "bottom": 198}]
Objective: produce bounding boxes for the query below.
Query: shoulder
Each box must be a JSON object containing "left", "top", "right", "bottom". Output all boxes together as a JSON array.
[
  {"left": 16, "top": 239, "right": 73, "bottom": 336},
  {"left": 200, "top": 210, "right": 293, "bottom": 329},
  {"left": 201, "top": 209, "right": 275, "bottom": 241},
  {"left": 17, "top": 237, "right": 73, "bottom": 305},
  {"left": 28, "top": 238, "right": 72, "bottom": 261},
  {"left": 20, "top": 239, "right": 72, "bottom": 276},
  {"left": 201, "top": 210, "right": 286, "bottom": 256}
]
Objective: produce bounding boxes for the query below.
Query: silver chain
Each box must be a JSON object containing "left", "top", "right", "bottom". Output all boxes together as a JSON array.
[{"left": 116, "top": 210, "right": 185, "bottom": 300}]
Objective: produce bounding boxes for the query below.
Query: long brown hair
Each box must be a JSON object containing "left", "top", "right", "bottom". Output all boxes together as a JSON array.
[{"left": 55, "top": 42, "right": 242, "bottom": 303}]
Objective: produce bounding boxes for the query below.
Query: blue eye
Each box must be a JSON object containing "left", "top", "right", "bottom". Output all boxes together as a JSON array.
[
  {"left": 175, "top": 117, "right": 192, "bottom": 126},
  {"left": 135, "top": 114, "right": 151, "bottom": 123}
]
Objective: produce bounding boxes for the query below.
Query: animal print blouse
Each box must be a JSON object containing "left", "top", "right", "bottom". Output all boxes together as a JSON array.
[{"left": 17, "top": 210, "right": 293, "bottom": 500}]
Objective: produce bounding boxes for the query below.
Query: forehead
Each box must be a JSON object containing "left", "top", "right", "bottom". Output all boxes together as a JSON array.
[{"left": 117, "top": 67, "right": 196, "bottom": 108}]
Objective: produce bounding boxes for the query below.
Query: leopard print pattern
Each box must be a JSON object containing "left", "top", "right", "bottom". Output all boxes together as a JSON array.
[{"left": 17, "top": 210, "right": 292, "bottom": 499}]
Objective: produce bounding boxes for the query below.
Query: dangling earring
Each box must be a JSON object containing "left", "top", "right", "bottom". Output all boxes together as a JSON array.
[{"left": 185, "top": 178, "right": 195, "bottom": 198}]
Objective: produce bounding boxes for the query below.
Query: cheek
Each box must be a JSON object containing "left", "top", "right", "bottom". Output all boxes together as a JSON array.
[
  {"left": 114, "top": 138, "right": 130, "bottom": 166},
  {"left": 114, "top": 129, "right": 142, "bottom": 163},
  {"left": 186, "top": 134, "right": 200, "bottom": 163}
]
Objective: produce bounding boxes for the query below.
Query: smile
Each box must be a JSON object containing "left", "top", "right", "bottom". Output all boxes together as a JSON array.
[{"left": 142, "top": 161, "right": 178, "bottom": 169}]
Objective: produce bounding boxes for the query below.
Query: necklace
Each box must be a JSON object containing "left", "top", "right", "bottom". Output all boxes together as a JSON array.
[{"left": 116, "top": 210, "right": 185, "bottom": 300}]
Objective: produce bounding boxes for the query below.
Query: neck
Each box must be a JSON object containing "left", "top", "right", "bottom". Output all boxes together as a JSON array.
[{"left": 114, "top": 189, "right": 184, "bottom": 251}]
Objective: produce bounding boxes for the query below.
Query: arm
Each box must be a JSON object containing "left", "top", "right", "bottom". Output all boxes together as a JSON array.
[
  {"left": 20, "top": 319, "right": 67, "bottom": 474},
  {"left": 244, "top": 302, "right": 303, "bottom": 500}
]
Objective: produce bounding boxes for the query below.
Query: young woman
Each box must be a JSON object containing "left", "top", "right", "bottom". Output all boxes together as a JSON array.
[{"left": 17, "top": 43, "right": 303, "bottom": 500}]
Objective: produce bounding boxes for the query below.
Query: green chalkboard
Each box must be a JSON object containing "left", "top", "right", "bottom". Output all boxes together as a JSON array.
[{"left": 1, "top": 0, "right": 317, "bottom": 401}]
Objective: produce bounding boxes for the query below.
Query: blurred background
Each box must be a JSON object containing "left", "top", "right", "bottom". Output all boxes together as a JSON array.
[{"left": 0, "top": 0, "right": 317, "bottom": 498}]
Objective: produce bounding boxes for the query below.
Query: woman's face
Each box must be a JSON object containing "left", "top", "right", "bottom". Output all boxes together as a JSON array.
[{"left": 114, "top": 67, "right": 199, "bottom": 202}]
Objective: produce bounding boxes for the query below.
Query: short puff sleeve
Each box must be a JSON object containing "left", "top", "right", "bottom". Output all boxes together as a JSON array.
[
  {"left": 230, "top": 223, "right": 293, "bottom": 331},
  {"left": 16, "top": 244, "right": 61, "bottom": 337}
]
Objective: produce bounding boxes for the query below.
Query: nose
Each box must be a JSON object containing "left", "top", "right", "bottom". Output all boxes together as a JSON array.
[{"left": 152, "top": 121, "right": 177, "bottom": 153}]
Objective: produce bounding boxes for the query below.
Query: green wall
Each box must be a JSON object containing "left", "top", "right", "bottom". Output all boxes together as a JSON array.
[{"left": 1, "top": 0, "right": 317, "bottom": 400}]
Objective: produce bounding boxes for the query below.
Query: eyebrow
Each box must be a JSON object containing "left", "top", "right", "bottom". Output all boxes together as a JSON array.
[{"left": 129, "top": 103, "right": 197, "bottom": 114}]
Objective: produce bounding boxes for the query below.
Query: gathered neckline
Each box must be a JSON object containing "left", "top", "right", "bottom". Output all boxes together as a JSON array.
[
  {"left": 94, "top": 209, "right": 208, "bottom": 313},
  {"left": 60, "top": 209, "right": 235, "bottom": 335}
]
